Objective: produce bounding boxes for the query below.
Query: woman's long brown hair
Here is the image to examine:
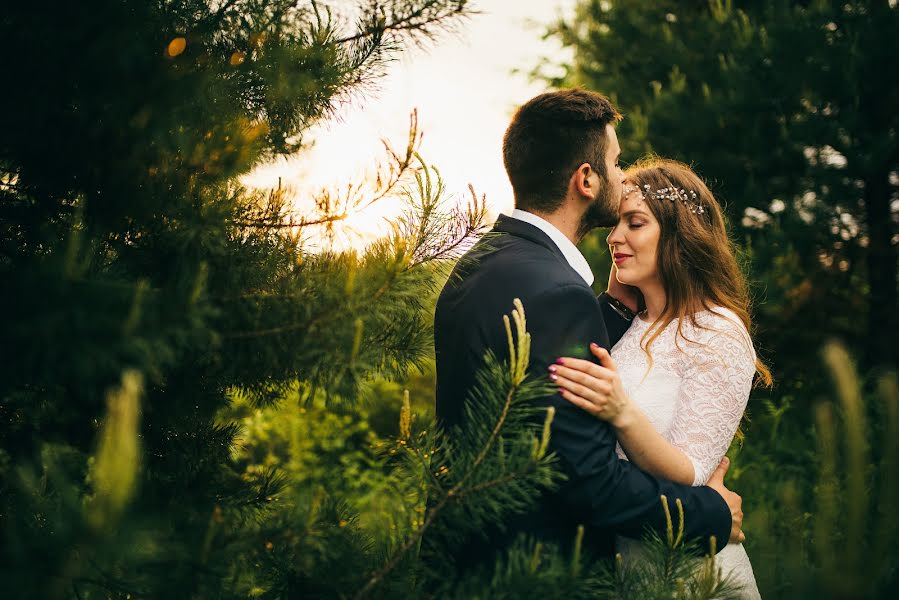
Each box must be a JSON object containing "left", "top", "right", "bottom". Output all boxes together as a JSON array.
[{"left": 623, "top": 157, "right": 773, "bottom": 388}]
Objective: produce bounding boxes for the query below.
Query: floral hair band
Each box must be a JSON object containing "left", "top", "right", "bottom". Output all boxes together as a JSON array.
[{"left": 624, "top": 183, "right": 705, "bottom": 215}]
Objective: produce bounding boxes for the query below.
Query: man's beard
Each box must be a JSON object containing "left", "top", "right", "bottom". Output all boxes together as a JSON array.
[{"left": 577, "top": 181, "right": 618, "bottom": 239}]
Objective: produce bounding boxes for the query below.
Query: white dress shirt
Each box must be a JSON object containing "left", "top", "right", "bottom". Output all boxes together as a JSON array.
[{"left": 508, "top": 209, "right": 595, "bottom": 287}]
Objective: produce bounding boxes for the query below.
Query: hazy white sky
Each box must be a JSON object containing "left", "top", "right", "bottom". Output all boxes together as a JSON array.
[{"left": 246, "top": 0, "right": 577, "bottom": 249}]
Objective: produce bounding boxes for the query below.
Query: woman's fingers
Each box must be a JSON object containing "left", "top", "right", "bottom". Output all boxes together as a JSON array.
[
  {"left": 589, "top": 343, "right": 618, "bottom": 371},
  {"left": 552, "top": 373, "right": 616, "bottom": 418},
  {"left": 550, "top": 373, "right": 604, "bottom": 404},
  {"left": 555, "top": 357, "right": 616, "bottom": 381},
  {"left": 554, "top": 356, "right": 603, "bottom": 378},
  {"left": 552, "top": 362, "right": 624, "bottom": 422},
  {"left": 557, "top": 388, "right": 603, "bottom": 418},
  {"left": 558, "top": 386, "right": 616, "bottom": 421},
  {"left": 551, "top": 364, "right": 613, "bottom": 394}
]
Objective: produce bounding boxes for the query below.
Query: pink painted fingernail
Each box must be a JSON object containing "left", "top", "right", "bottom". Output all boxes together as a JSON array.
[
  {"left": 590, "top": 342, "right": 599, "bottom": 349},
  {"left": 548, "top": 365, "right": 557, "bottom": 373},
  {"left": 555, "top": 358, "right": 564, "bottom": 365},
  {"left": 549, "top": 373, "right": 558, "bottom": 381}
]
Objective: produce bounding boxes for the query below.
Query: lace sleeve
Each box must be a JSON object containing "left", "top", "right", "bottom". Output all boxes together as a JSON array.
[{"left": 668, "top": 314, "right": 756, "bottom": 486}]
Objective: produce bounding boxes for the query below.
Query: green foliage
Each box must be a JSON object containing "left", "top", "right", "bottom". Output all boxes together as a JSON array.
[
  {"left": 0, "top": 1, "right": 488, "bottom": 597},
  {"left": 84, "top": 370, "right": 143, "bottom": 532},
  {"left": 365, "top": 358, "right": 438, "bottom": 437},
  {"left": 730, "top": 344, "right": 899, "bottom": 599},
  {"left": 417, "top": 301, "right": 563, "bottom": 552}
]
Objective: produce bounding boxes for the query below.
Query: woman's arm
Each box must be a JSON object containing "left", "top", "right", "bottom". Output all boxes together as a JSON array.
[
  {"left": 610, "top": 403, "right": 696, "bottom": 485},
  {"left": 550, "top": 345, "right": 696, "bottom": 485},
  {"left": 554, "top": 314, "right": 756, "bottom": 487},
  {"left": 665, "top": 323, "right": 756, "bottom": 485}
]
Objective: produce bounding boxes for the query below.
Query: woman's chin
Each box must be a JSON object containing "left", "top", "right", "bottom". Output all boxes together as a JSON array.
[{"left": 615, "top": 273, "right": 636, "bottom": 287}]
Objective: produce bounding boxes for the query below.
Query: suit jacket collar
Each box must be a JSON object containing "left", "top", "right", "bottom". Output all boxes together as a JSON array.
[
  {"left": 493, "top": 213, "right": 595, "bottom": 286},
  {"left": 492, "top": 213, "right": 564, "bottom": 258}
]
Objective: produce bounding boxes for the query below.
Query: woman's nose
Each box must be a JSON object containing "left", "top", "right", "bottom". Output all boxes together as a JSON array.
[{"left": 607, "top": 225, "right": 624, "bottom": 246}]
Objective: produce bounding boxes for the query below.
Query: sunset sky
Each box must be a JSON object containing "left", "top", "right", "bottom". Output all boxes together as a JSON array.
[{"left": 245, "top": 0, "right": 577, "bottom": 249}]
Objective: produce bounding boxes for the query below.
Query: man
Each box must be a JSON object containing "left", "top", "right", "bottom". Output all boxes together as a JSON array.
[{"left": 434, "top": 89, "right": 743, "bottom": 570}]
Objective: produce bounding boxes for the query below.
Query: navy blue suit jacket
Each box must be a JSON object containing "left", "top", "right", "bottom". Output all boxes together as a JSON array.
[{"left": 434, "top": 214, "right": 730, "bottom": 568}]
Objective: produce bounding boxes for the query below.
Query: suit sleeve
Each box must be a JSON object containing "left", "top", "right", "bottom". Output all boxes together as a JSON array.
[{"left": 521, "top": 284, "right": 732, "bottom": 551}]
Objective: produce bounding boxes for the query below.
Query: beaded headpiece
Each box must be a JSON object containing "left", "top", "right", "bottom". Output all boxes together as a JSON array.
[{"left": 624, "top": 183, "right": 705, "bottom": 215}]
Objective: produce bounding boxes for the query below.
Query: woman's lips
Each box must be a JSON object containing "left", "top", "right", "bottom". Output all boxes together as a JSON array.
[{"left": 613, "top": 253, "right": 632, "bottom": 264}]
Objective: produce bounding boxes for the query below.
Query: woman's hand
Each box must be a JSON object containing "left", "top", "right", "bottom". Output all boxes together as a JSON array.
[
  {"left": 554, "top": 343, "right": 699, "bottom": 487},
  {"left": 550, "top": 343, "right": 634, "bottom": 427},
  {"left": 607, "top": 264, "right": 641, "bottom": 313}
]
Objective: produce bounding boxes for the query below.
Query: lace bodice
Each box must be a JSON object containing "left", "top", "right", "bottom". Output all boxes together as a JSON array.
[
  {"left": 612, "top": 307, "right": 762, "bottom": 599},
  {"left": 611, "top": 307, "right": 756, "bottom": 486}
]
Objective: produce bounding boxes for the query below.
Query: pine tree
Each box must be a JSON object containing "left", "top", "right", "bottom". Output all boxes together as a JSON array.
[{"left": 0, "top": 1, "right": 484, "bottom": 597}]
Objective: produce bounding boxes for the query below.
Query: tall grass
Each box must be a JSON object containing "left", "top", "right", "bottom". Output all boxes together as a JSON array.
[{"left": 739, "top": 341, "right": 898, "bottom": 598}]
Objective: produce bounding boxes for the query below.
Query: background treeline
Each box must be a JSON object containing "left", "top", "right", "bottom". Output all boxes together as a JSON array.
[{"left": 0, "top": 1, "right": 896, "bottom": 599}]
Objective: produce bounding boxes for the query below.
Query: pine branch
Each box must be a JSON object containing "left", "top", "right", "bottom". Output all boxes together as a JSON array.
[
  {"left": 353, "top": 462, "right": 541, "bottom": 599},
  {"left": 334, "top": 0, "right": 476, "bottom": 45},
  {"left": 390, "top": 158, "right": 489, "bottom": 270},
  {"left": 210, "top": 0, "right": 241, "bottom": 22},
  {"left": 353, "top": 299, "right": 557, "bottom": 598},
  {"left": 451, "top": 379, "right": 516, "bottom": 490},
  {"left": 233, "top": 110, "right": 423, "bottom": 231},
  {"left": 232, "top": 212, "right": 351, "bottom": 229},
  {"left": 223, "top": 146, "right": 481, "bottom": 344},
  {"left": 221, "top": 260, "right": 400, "bottom": 340}
]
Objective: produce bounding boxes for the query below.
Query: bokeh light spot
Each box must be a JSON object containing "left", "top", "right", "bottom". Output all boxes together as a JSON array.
[{"left": 167, "top": 37, "right": 187, "bottom": 57}]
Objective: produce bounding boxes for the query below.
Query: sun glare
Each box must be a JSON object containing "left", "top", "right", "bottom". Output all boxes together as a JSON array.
[{"left": 241, "top": 0, "right": 576, "bottom": 252}]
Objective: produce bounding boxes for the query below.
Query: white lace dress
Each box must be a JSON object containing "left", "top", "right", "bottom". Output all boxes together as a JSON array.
[{"left": 612, "top": 307, "right": 762, "bottom": 599}]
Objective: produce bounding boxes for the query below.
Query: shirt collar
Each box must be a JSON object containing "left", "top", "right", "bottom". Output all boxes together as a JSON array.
[{"left": 508, "top": 209, "right": 595, "bottom": 286}]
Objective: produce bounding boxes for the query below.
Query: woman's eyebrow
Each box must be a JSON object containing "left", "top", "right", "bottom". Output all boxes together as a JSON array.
[{"left": 621, "top": 209, "right": 650, "bottom": 218}]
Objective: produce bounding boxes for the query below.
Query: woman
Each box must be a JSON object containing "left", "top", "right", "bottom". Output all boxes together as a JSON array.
[{"left": 549, "top": 158, "right": 772, "bottom": 598}]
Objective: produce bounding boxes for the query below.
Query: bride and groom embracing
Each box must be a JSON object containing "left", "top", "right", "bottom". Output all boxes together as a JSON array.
[{"left": 434, "top": 89, "right": 769, "bottom": 598}]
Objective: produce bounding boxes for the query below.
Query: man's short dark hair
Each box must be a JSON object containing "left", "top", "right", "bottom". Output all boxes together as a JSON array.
[{"left": 503, "top": 89, "right": 622, "bottom": 213}]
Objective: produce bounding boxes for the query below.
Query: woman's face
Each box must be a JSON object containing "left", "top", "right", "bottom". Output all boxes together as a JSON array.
[{"left": 606, "top": 183, "right": 662, "bottom": 289}]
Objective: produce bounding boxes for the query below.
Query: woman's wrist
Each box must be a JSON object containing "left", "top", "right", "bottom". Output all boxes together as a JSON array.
[{"left": 609, "top": 401, "right": 637, "bottom": 430}]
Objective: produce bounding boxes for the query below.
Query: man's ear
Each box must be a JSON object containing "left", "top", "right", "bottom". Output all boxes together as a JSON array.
[{"left": 573, "top": 162, "right": 596, "bottom": 199}]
